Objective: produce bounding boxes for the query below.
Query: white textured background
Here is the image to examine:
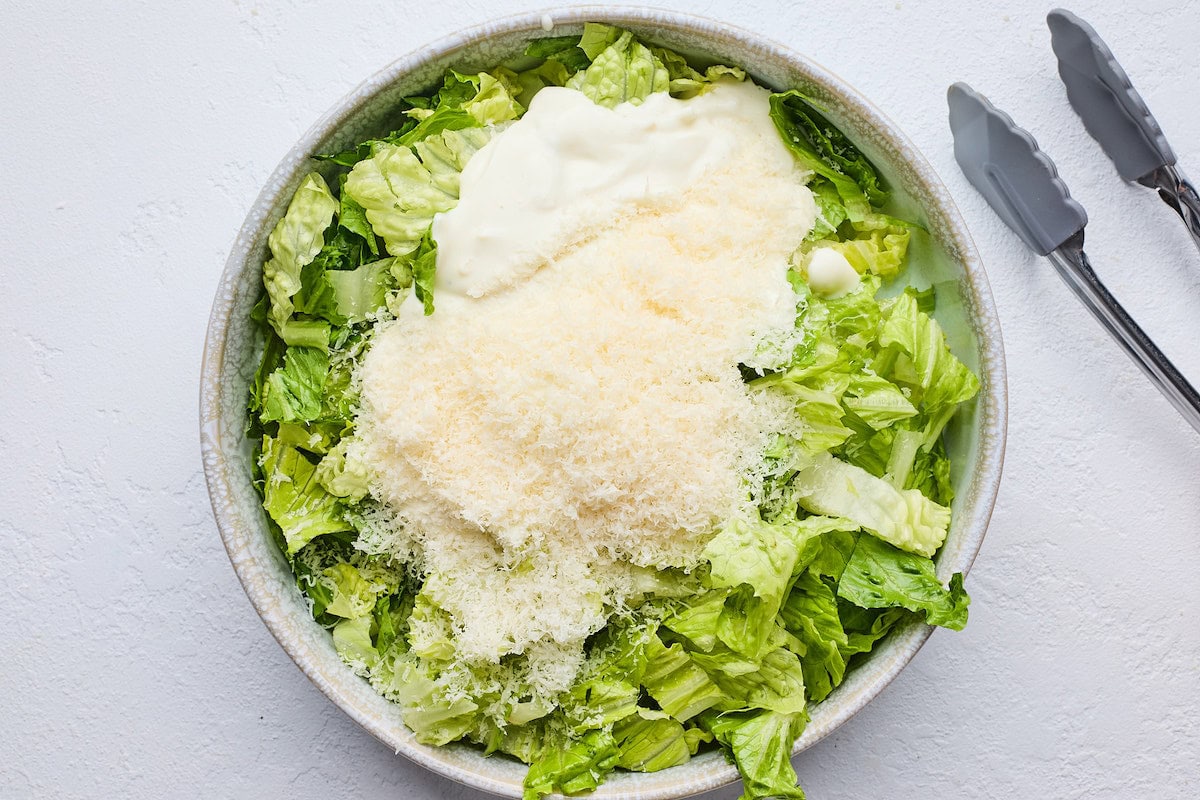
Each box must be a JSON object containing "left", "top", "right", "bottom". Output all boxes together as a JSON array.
[{"left": 3, "top": 1, "right": 1199, "bottom": 797}]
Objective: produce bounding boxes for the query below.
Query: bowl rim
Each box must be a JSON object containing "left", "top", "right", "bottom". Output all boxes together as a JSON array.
[{"left": 200, "top": 6, "right": 1008, "bottom": 798}]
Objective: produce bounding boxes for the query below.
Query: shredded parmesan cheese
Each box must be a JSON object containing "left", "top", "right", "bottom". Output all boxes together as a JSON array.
[{"left": 356, "top": 80, "right": 817, "bottom": 663}]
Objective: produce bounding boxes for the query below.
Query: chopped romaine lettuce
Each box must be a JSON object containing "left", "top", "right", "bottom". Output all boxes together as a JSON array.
[
  {"left": 261, "top": 345, "right": 327, "bottom": 423},
  {"left": 780, "top": 571, "right": 849, "bottom": 703},
  {"left": 524, "top": 34, "right": 592, "bottom": 72},
  {"left": 880, "top": 292, "right": 981, "bottom": 424},
  {"left": 344, "top": 126, "right": 497, "bottom": 258},
  {"left": 576, "top": 22, "right": 624, "bottom": 60},
  {"left": 263, "top": 173, "right": 338, "bottom": 339},
  {"left": 260, "top": 436, "right": 350, "bottom": 554},
  {"left": 769, "top": 90, "right": 887, "bottom": 209},
  {"left": 690, "top": 642, "right": 808, "bottom": 715},
  {"left": 703, "top": 710, "right": 809, "bottom": 800},
  {"left": 522, "top": 728, "right": 620, "bottom": 799},
  {"left": 838, "top": 534, "right": 969, "bottom": 630},
  {"left": 248, "top": 26, "right": 982, "bottom": 800},
  {"left": 791, "top": 452, "right": 951, "bottom": 557},
  {"left": 612, "top": 710, "right": 692, "bottom": 771},
  {"left": 314, "top": 436, "right": 370, "bottom": 501},
  {"left": 641, "top": 635, "right": 725, "bottom": 721},
  {"left": 565, "top": 29, "right": 670, "bottom": 108}
]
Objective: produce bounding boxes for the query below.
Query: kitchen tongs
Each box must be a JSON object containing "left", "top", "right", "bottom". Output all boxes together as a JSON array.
[{"left": 947, "top": 12, "right": 1200, "bottom": 433}]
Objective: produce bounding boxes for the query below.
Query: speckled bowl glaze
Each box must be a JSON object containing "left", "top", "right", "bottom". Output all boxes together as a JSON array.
[{"left": 201, "top": 7, "right": 1007, "bottom": 798}]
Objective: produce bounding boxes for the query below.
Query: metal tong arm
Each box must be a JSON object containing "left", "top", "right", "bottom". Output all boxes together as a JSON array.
[
  {"left": 1047, "top": 231, "right": 1200, "bottom": 433},
  {"left": 1140, "top": 164, "right": 1200, "bottom": 253}
]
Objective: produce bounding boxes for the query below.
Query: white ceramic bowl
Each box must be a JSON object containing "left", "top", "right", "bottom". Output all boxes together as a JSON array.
[{"left": 201, "top": 7, "right": 1007, "bottom": 798}]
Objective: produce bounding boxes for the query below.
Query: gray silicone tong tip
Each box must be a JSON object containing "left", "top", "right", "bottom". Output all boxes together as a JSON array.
[
  {"left": 1048, "top": 8, "right": 1175, "bottom": 182},
  {"left": 947, "top": 82, "right": 1087, "bottom": 256}
]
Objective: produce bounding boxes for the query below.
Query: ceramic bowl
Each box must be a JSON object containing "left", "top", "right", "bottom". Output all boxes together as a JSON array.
[{"left": 200, "top": 7, "right": 1007, "bottom": 798}]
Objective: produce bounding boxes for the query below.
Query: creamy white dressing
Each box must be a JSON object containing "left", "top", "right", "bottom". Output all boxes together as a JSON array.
[
  {"left": 805, "top": 247, "right": 861, "bottom": 298},
  {"left": 430, "top": 81, "right": 788, "bottom": 299}
]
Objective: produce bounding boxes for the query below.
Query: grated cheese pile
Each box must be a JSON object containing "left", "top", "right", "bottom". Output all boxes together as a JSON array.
[{"left": 356, "top": 80, "right": 817, "bottom": 665}]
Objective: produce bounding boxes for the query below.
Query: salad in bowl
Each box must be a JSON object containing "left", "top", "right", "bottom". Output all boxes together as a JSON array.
[{"left": 203, "top": 13, "right": 1005, "bottom": 800}]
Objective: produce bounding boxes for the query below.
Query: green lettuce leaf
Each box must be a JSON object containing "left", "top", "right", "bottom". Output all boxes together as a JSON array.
[
  {"left": 314, "top": 436, "right": 371, "bottom": 501},
  {"left": 641, "top": 635, "right": 725, "bottom": 721},
  {"left": 295, "top": 233, "right": 393, "bottom": 324},
  {"left": 321, "top": 562, "right": 382, "bottom": 619},
  {"left": 790, "top": 452, "right": 950, "bottom": 557},
  {"left": 703, "top": 517, "right": 804, "bottom": 617},
  {"left": 337, "top": 183, "right": 378, "bottom": 255},
  {"left": 320, "top": 559, "right": 406, "bottom": 675},
  {"left": 834, "top": 414, "right": 894, "bottom": 478},
  {"left": 320, "top": 70, "right": 515, "bottom": 167},
  {"left": 650, "top": 44, "right": 746, "bottom": 98},
  {"left": 713, "top": 584, "right": 780, "bottom": 665},
  {"left": 403, "top": 592, "right": 457, "bottom": 662},
  {"left": 703, "top": 710, "right": 808, "bottom": 800},
  {"left": 392, "top": 658, "right": 480, "bottom": 745},
  {"left": 454, "top": 70, "right": 524, "bottom": 126},
  {"left": 823, "top": 225, "right": 911, "bottom": 279},
  {"left": 566, "top": 675, "right": 640, "bottom": 733},
  {"left": 565, "top": 29, "right": 669, "bottom": 108},
  {"left": 373, "top": 592, "right": 415, "bottom": 657},
  {"left": 805, "top": 528, "right": 860, "bottom": 582},
  {"left": 274, "top": 319, "right": 330, "bottom": 351},
  {"left": 260, "top": 436, "right": 350, "bottom": 554},
  {"left": 502, "top": 60, "right": 572, "bottom": 108},
  {"left": 332, "top": 614, "right": 378, "bottom": 671},
  {"left": 880, "top": 292, "right": 980, "bottom": 431},
  {"left": 779, "top": 572, "right": 847, "bottom": 703},
  {"left": 344, "top": 126, "right": 496, "bottom": 258},
  {"left": 663, "top": 589, "right": 728, "bottom": 652},
  {"left": 263, "top": 173, "right": 338, "bottom": 338},
  {"left": 690, "top": 641, "right": 808, "bottom": 715},
  {"left": 523, "top": 728, "right": 620, "bottom": 800},
  {"left": 562, "top": 621, "right": 654, "bottom": 732},
  {"left": 275, "top": 420, "right": 344, "bottom": 455},
  {"left": 491, "top": 721, "right": 547, "bottom": 764},
  {"left": 524, "top": 34, "right": 592, "bottom": 72},
  {"left": 319, "top": 336, "right": 365, "bottom": 422},
  {"left": 884, "top": 427, "right": 924, "bottom": 486},
  {"left": 399, "top": 71, "right": 522, "bottom": 146},
  {"left": 307, "top": 215, "right": 371, "bottom": 274},
  {"left": 249, "top": 313, "right": 286, "bottom": 417},
  {"left": 702, "top": 515, "right": 833, "bottom": 659},
  {"left": 408, "top": 231, "right": 438, "bottom": 315},
  {"left": 576, "top": 22, "right": 623, "bottom": 59},
  {"left": 671, "top": 516, "right": 855, "bottom": 715},
  {"left": 838, "top": 534, "right": 969, "bottom": 629},
  {"left": 613, "top": 710, "right": 692, "bottom": 772},
  {"left": 842, "top": 372, "right": 918, "bottom": 430},
  {"left": 905, "top": 439, "right": 956, "bottom": 505},
  {"left": 758, "top": 379, "right": 853, "bottom": 457},
  {"left": 839, "top": 605, "right": 914, "bottom": 658},
  {"left": 684, "top": 725, "right": 714, "bottom": 754},
  {"left": 820, "top": 273, "right": 884, "bottom": 339},
  {"left": 906, "top": 284, "right": 938, "bottom": 313},
  {"left": 290, "top": 533, "right": 354, "bottom": 623},
  {"left": 806, "top": 178, "right": 849, "bottom": 240},
  {"left": 323, "top": 258, "right": 393, "bottom": 322},
  {"left": 260, "top": 345, "right": 328, "bottom": 423},
  {"left": 769, "top": 90, "right": 886, "bottom": 214}
]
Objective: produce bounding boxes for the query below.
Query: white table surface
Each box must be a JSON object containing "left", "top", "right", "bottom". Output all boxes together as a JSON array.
[{"left": 4, "top": 1, "right": 1199, "bottom": 797}]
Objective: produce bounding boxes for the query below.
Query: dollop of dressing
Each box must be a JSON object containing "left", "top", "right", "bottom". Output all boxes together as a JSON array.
[
  {"left": 431, "top": 81, "right": 789, "bottom": 299},
  {"left": 805, "top": 247, "right": 861, "bottom": 298}
]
